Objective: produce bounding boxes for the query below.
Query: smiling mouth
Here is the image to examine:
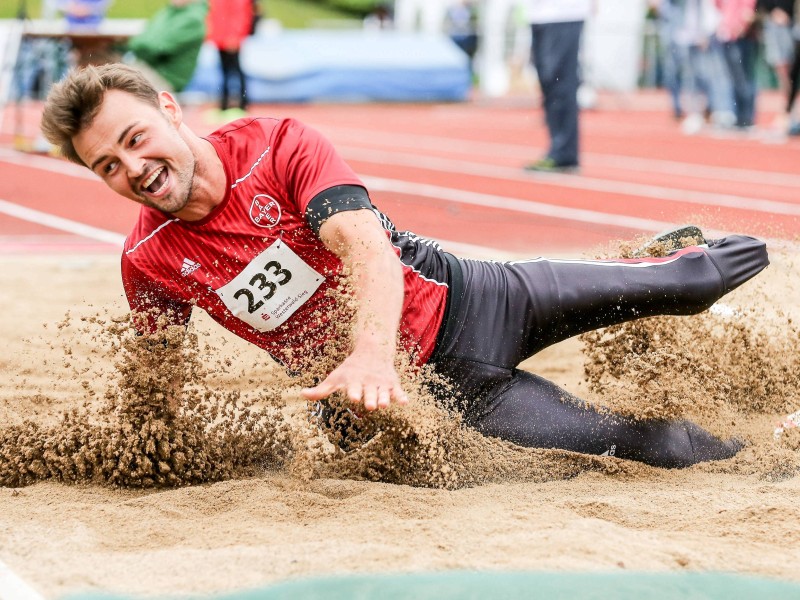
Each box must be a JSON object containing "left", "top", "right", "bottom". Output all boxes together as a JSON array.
[{"left": 142, "top": 166, "right": 168, "bottom": 195}]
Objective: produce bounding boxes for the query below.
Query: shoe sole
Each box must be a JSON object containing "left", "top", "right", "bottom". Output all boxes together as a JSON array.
[{"left": 634, "top": 225, "right": 706, "bottom": 257}]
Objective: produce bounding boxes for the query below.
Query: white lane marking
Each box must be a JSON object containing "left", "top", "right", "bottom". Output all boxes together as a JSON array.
[
  {"left": 416, "top": 238, "right": 523, "bottom": 261},
  {"left": 320, "top": 125, "right": 800, "bottom": 188},
  {"left": 361, "top": 176, "right": 675, "bottom": 232},
  {"left": 0, "top": 148, "right": 99, "bottom": 181},
  {"left": 342, "top": 146, "right": 800, "bottom": 217},
  {"left": 0, "top": 199, "right": 126, "bottom": 246},
  {"left": 0, "top": 147, "right": 674, "bottom": 233},
  {"left": 0, "top": 558, "right": 46, "bottom": 600}
]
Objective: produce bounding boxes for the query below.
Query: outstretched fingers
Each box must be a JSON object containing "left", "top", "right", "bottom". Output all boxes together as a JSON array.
[{"left": 300, "top": 368, "right": 408, "bottom": 411}]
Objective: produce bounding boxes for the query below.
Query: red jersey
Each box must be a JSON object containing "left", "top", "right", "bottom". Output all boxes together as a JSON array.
[
  {"left": 121, "top": 118, "right": 450, "bottom": 371},
  {"left": 206, "top": 0, "right": 253, "bottom": 50}
]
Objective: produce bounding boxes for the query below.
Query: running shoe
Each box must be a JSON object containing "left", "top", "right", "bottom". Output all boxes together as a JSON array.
[
  {"left": 523, "top": 157, "right": 580, "bottom": 174},
  {"left": 633, "top": 224, "right": 707, "bottom": 257}
]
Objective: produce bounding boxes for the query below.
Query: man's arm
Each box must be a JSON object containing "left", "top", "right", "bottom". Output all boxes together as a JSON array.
[{"left": 300, "top": 209, "right": 409, "bottom": 411}]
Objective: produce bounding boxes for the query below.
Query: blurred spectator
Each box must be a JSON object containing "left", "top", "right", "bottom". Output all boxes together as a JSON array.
[
  {"left": 126, "top": 0, "right": 208, "bottom": 94},
  {"left": 673, "top": 0, "right": 736, "bottom": 134},
  {"left": 57, "top": 0, "right": 110, "bottom": 30},
  {"left": 758, "top": 0, "right": 795, "bottom": 112},
  {"left": 207, "top": 0, "right": 254, "bottom": 115},
  {"left": 715, "top": 0, "right": 759, "bottom": 128},
  {"left": 523, "top": 0, "right": 592, "bottom": 173},
  {"left": 364, "top": 3, "right": 394, "bottom": 30},
  {"left": 445, "top": 1, "right": 479, "bottom": 74},
  {"left": 650, "top": 0, "right": 687, "bottom": 119},
  {"left": 789, "top": 2, "right": 800, "bottom": 133}
]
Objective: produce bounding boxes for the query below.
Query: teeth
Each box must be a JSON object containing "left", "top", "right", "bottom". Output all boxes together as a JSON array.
[{"left": 143, "top": 167, "right": 164, "bottom": 192}]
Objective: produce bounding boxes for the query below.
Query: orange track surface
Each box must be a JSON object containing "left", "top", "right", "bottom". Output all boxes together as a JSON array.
[{"left": 1, "top": 90, "right": 799, "bottom": 256}]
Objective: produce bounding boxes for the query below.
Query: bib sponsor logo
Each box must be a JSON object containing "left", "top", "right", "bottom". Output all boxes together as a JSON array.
[{"left": 249, "top": 194, "right": 281, "bottom": 228}]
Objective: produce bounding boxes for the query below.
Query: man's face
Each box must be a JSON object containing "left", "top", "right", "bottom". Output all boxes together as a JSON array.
[{"left": 73, "top": 89, "right": 197, "bottom": 215}]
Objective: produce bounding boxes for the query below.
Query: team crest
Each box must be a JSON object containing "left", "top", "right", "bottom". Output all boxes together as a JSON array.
[{"left": 249, "top": 194, "right": 281, "bottom": 228}]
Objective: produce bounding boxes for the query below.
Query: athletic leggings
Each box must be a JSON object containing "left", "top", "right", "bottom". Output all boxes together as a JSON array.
[{"left": 430, "top": 236, "right": 769, "bottom": 468}]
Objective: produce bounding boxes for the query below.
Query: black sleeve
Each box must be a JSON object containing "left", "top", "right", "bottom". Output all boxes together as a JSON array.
[{"left": 304, "top": 185, "right": 374, "bottom": 235}]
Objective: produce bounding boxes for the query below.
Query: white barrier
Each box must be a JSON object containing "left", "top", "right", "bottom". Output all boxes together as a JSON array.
[{"left": 394, "top": 0, "right": 649, "bottom": 96}]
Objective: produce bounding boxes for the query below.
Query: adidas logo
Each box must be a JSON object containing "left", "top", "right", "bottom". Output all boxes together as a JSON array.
[
  {"left": 181, "top": 258, "right": 201, "bottom": 277},
  {"left": 600, "top": 444, "right": 617, "bottom": 457}
]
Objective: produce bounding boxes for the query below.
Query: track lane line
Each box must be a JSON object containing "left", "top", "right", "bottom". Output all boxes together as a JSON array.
[
  {"left": 362, "top": 176, "right": 677, "bottom": 232},
  {"left": 344, "top": 146, "right": 800, "bottom": 217},
  {"left": 0, "top": 199, "right": 125, "bottom": 246},
  {"left": 319, "top": 125, "right": 800, "bottom": 188},
  {"left": 0, "top": 152, "right": 678, "bottom": 234},
  {"left": 0, "top": 195, "right": 524, "bottom": 258}
]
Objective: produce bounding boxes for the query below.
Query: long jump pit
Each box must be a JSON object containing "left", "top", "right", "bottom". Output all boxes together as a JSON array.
[{"left": 1, "top": 242, "right": 799, "bottom": 600}]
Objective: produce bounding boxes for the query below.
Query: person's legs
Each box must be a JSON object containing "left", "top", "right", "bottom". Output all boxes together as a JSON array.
[
  {"left": 468, "top": 369, "right": 741, "bottom": 468},
  {"left": 229, "top": 50, "right": 248, "bottom": 111},
  {"left": 721, "top": 40, "right": 749, "bottom": 127},
  {"left": 662, "top": 37, "right": 685, "bottom": 119},
  {"left": 431, "top": 234, "right": 767, "bottom": 467},
  {"left": 787, "top": 40, "right": 800, "bottom": 130},
  {"left": 680, "top": 44, "right": 708, "bottom": 133},
  {"left": 436, "top": 235, "right": 768, "bottom": 370},
  {"left": 218, "top": 49, "right": 237, "bottom": 111},
  {"left": 704, "top": 37, "right": 735, "bottom": 127},
  {"left": 530, "top": 20, "right": 583, "bottom": 167}
]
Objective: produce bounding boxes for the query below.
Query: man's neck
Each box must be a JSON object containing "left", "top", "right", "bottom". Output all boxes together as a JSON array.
[{"left": 173, "top": 136, "right": 227, "bottom": 222}]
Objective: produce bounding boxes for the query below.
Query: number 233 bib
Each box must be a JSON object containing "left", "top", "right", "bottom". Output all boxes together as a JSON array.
[{"left": 216, "top": 240, "right": 324, "bottom": 332}]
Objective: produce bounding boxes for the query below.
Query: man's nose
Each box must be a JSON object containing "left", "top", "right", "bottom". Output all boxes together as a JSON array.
[{"left": 121, "top": 153, "right": 146, "bottom": 178}]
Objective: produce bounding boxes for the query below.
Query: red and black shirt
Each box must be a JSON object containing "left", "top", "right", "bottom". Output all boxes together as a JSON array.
[{"left": 122, "top": 117, "right": 452, "bottom": 370}]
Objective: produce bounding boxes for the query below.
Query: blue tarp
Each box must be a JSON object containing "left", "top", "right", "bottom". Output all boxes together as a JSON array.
[
  {"left": 184, "top": 30, "right": 471, "bottom": 103},
  {"left": 68, "top": 571, "right": 800, "bottom": 600}
]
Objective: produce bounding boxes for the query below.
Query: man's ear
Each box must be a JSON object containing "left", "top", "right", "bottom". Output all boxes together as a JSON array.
[{"left": 158, "top": 91, "right": 183, "bottom": 127}]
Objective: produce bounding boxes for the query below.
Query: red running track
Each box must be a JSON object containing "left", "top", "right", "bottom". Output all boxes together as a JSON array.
[{"left": 1, "top": 90, "right": 799, "bottom": 257}]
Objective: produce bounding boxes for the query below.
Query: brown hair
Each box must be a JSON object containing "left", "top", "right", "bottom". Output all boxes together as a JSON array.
[{"left": 40, "top": 63, "right": 160, "bottom": 166}]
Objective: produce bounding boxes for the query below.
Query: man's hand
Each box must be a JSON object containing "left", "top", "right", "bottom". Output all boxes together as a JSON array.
[
  {"left": 302, "top": 208, "right": 408, "bottom": 410},
  {"left": 301, "top": 350, "right": 409, "bottom": 411}
]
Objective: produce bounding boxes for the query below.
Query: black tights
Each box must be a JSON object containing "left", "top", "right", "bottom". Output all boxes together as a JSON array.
[
  {"left": 431, "top": 236, "right": 769, "bottom": 468},
  {"left": 219, "top": 49, "right": 247, "bottom": 111}
]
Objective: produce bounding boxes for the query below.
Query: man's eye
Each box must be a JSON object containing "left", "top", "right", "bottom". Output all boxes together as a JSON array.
[
  {"left": 104, "top": 161, "right": 118, "bottom": 174},
  {"left": 131, "top": 134, "right": 142, "bottom": 146}
]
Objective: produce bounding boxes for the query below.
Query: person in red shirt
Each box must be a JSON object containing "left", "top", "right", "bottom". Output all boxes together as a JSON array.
[
  {"left": 207, "top": 0, "right": 254, "bottom": 113},
  {"left": 41, "top": 63, "right": 770, "bottom": 469}
]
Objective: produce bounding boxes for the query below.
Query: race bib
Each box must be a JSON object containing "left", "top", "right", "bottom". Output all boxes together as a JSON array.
[{"left": 216, "top": 240, "right": 324, "bottom": 332}]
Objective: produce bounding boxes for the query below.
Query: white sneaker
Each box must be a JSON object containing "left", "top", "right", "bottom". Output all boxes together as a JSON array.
[{"left": 681, "top": 113, "right": 704, "bottom": 135}]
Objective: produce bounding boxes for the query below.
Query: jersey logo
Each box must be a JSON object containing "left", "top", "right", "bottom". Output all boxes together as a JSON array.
[
  {"left": 181, "top": 258, "right": 201, "bottom": 277},
  {"left": 600, "top": 444, "right": 617, "bottom": 457},
  {"left": 250, "top": 194, "right": 281, "bottom": 228}
]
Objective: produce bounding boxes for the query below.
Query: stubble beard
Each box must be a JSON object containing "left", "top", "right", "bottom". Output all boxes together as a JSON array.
[{"left": 139, "top": 157, "right": 197, "bottom": 215}]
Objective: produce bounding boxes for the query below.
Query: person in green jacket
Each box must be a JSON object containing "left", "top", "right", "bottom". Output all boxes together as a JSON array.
[{"left": 126, "top": 0, "right": 208, "bottom": 93}]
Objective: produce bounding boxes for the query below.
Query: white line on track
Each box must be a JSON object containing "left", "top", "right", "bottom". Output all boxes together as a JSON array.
[
  {"left": 320, "top": 125, "right": 800, "bottom": 188},
  {"left": 0, "top": 199, "right": 125, "bottom": 246},
  {"left": 0, "top": 558, "right": 45, "bottom": 600},
  {"left": 0, "top": 148, "right": 98, "bottom": 181},
  {"left": 0, "top": 193, "right": 530, "bottom": 259},
  {"left": 362, "top": 176, "right": 676, "bottom": 232},
  {"left": 345, "top": 146, "right": 800, "bottom": 217},
  {"left": 0, "top": 149, "right": 676, "bottom": 234}
]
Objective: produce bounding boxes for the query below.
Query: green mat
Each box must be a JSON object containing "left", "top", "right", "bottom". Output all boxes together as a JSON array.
[{"left": 72, "top": 571, "right": 800, "bottom": 600}]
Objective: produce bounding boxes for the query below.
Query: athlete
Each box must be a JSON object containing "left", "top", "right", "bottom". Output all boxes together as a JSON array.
[{"left": 40, "top": 63, "right": 770, "bottom": 469}]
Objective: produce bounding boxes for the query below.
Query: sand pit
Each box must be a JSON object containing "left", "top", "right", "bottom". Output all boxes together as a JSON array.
[{"left": 1, "top": 246, "right": 799, "bottom": 598}]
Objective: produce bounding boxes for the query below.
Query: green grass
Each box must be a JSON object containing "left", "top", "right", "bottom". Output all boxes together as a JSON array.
[{"left": 2, "top": 0, "right": 355, "bottom": 29}]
